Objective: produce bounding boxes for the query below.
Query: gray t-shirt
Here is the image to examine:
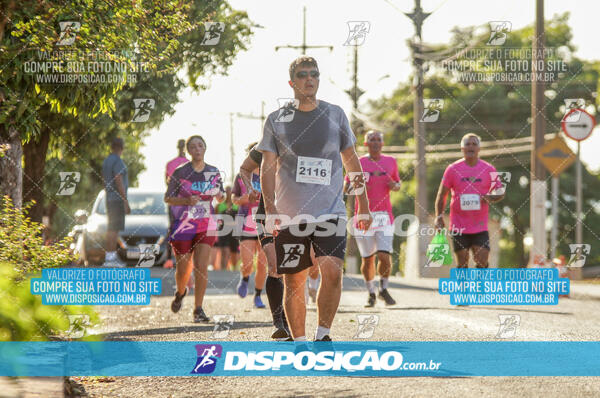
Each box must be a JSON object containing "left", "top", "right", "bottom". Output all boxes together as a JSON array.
[
  {"left": 102, "top": 153, "right": 128, "bottom": 202},
  {"left": 257, "top": 100, "right": 356, "bottom": 225}
]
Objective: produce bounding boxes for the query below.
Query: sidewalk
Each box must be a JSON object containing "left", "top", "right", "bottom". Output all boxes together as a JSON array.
[
  {"left": 0, "top": 377, "right": 63, "bottom": 398},
  {"left": 390, "top": 273, "right": 600, "bottom": 301}
]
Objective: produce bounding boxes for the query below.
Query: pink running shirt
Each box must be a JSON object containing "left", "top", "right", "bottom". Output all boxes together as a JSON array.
[
  {"left": 442, "top": 158, "right": 500, "bottom": 234},
  {"left": 345, "top": 155, "right": 400, "bottom": 226}
]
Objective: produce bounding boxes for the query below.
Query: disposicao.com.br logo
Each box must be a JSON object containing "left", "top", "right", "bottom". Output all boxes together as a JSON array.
[{"left": 202, "top": 347, "right": 441, "bottom": 375}]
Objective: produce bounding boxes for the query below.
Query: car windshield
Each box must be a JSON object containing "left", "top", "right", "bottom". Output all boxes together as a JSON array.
[{"left": 96, "top": 193, "right": 167, "bottom": 215}]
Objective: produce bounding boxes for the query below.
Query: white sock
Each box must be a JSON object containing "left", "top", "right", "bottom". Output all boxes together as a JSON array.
[
  {"left": 380, "top": 277, "right": 389, "bottom": 291},
  {"left": 366, "top": 279, "right": 376, "bottom": 294},
  {"left": 308, "top": 277, "right": 319, "bottom": 290},
  {"left": 315, "top": 326, "right": 330, "bottom": 340},
  {"left": 294, "top": 336, "right": 307, "bottom": 342}
]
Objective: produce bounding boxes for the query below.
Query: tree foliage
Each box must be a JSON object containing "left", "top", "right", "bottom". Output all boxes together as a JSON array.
[
  {"left": 369, "top": 13, "right": 600, "bottom": 265},
  {"left": 1, "top": 0, "right": 253, "bottom": 235}
]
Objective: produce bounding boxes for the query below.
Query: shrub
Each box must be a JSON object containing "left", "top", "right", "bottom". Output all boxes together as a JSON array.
[
  {"left": 0, "top": 263, "right": 98, "bottom": 341},
  {"left": 0, "top": 196, "right": 74, "bottom": 277}
]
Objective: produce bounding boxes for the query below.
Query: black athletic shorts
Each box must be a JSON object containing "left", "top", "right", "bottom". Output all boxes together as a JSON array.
[
  {"left": 215, "top": 234, "right": 240, "bottom": 253},
  {"left": 452, "top": 230, "right": 490, "bottom": 252},
  {"left": 106, "top": 200, "right": 125, "bottom": 231},
  {"left": 275, "top": 217, "right": 346, "bottom": 274}
]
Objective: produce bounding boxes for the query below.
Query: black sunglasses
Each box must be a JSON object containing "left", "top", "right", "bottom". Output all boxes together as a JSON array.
[{"left": 295, "top": 70, "right": 320, "bottom": 79}]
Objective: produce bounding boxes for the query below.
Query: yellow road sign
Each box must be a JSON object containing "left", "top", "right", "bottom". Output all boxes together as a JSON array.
[{"left": 536, "top": 136, "right": 576, "bottom": 177}]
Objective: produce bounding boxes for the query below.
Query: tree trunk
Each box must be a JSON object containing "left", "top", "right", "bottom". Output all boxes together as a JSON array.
[
  {"left": 23, "top": 127, "right": 51, "bottom": 222},
  {"left": 0, "top": 124, "right": 23, "bottom": 208}
]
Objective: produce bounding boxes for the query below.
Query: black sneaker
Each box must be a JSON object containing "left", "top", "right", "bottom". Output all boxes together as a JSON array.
[
  {"left": 171, "top": 287, "right": 187, "bottom": 313},
  {"left": 365, "top": 293, "right": 376, "bottom": 308},
  {"left": 271, "top": 328, "right": 290, "bottom": 341},
  {"left": 193, "top": 307, "right": 210, "bottom": 323},
  {"left": 315, "top": 335, "right": 332, "bottom": 342},
  {"left": 378, "top": 289, "right": 396, "bottom": 306}
]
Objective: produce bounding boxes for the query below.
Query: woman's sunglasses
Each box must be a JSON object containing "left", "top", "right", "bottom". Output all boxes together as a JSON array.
[{"left": 295, "top": 70, "right": 320, "bottom": 79}]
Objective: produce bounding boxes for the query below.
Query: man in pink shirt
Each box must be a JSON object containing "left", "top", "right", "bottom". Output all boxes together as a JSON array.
[
  {"left": 435, "top": 133, "right": 504, "bottom": 268},
  {"left": 166, "top": 139, "right": 189, "bottom": 184},
  {"left": 344, "top": 130, "right": 401, "bottom": 307}
]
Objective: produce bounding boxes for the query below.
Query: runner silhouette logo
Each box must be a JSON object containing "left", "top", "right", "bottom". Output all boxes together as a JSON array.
[
  {"left": 347, "top": 172, "right": 369, "bottom": 195},
  {"left": 275, "top": 99, "right": 299, "bottom": 123},
  {"left": 200, "top": 22, "right": 225, "bottom": 46},
  {"left": 57, "top": 172, "right": 81, "bottom": 195},
  {"left": 344, "top": 21, "right": 371, "bottom": 46},
  {"left": 280, "top": 244, "right": 306, "bottom": 268},
  {"left": 420, "top": 99, "right": 444, "bottom": 122},
  {"left": 136, "top": 244, "right": 160, "bottom": 267},
  {"left": 489, "top": 172, "right": 511, "bottom": 195},
  {"left": 425, "top": 243, "right": 449, "bottom": 267},
  {"left": 486, "top": 21, "right": 511, "bottom": 46},
  {"left": 57, "top": 21, "right": 80, "bottom": 46},
  {"left": 67, "top": 314, "right": 91, "bottom": 338},
  {"left": 191, "top": 344, "right": 223, "bottom": 374},
  {"left": 567, "top": 244, "right": 591, "bottom": 268},
  {"left": 563, "top": 98, "right": 585, "bottom": 122},
  {"left": 211, "top": 315, "right": 234, "bottom": 339},
  {"left": 496, "top": 314, "right": 520, "bottom": 339},
  {"left": 354, "top": 314, "right": 379, "bottom": 339},
  {"left": 131, "top": 98, "right": 155, "bottom": 122}
]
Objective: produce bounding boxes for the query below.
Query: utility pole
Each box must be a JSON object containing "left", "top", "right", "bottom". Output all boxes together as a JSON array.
[
  {"left": 345, "top": 45, "right": 365, "bottom": 120},
  {"left": 237, "top": 101, "right": 266, "bottom": 137},
  {"left": 275, "top": 6, "right": 333, "bottom": 54},
  {"left": 530, "top": 0, "right": 547, "bottom": 265},
  {"left": 405, "top": 0, "right": 431, "bottom": 276},
  {"left": 576, "top": 141, "right": 582, "bottom": 244}
]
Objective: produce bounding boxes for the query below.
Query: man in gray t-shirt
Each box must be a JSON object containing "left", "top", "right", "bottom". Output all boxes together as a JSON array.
[
  {"left": 101, "top": 137, "right": 130, "bottom": 267},
  {"left": 258, "top": 56, "right": 372, "bottom": 343}
]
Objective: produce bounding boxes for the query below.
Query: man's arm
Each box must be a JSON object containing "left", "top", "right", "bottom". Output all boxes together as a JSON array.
[
  {"left": 260, "top": 151, "right": 277, "bottom": 215},
  {"left": 114, "top": 174, "right": 130, "bottom": 214},
  {"left": 434, "top": 182, "right": 450, "bottom": 229},
  {"left": 388, "top": 162, "right": 402, "bottom": 191},
  {"left": 341, "top": 146, "right": 372, "bottom": 230},
  {"left": 239, "top": 155, "right": 260, "bottom": 203}
]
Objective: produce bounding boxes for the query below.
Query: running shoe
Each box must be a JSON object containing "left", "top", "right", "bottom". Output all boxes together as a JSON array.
[
  {"left": 237, "top": 278, "right": 248, "bottom": 298},
  {"left": 378, "top": 289, "right": 396, "bottom": 306},
  {"left": 271, "top": 328, "right": 290, "bottom": 341},
  {"left": 193, "top": 307, "right": 210, "bottom": 323},
  {"left": 314, "top": 335, "right": 332, "bottom": 342},
  {"left": 308, "top": 287, "right": 317, "bottom": 303},
  {"left": 365, "top": 293, "right": 376, "bottom": 308},
  {"left": 170, "top": 287, "right": 187, "bottom": 313},
  {"left": 254, "top": 295, "right": 266, "bottom": 308}
]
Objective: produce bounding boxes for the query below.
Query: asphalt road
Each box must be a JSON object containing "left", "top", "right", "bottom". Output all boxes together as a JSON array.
[{"left": 74, "top": 268, "right": 600, "bottom": 397}]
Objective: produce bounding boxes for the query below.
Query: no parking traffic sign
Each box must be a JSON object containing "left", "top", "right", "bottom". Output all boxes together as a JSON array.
[{"left": 561, "top": 108, "right": 596, "bottom": 141}]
